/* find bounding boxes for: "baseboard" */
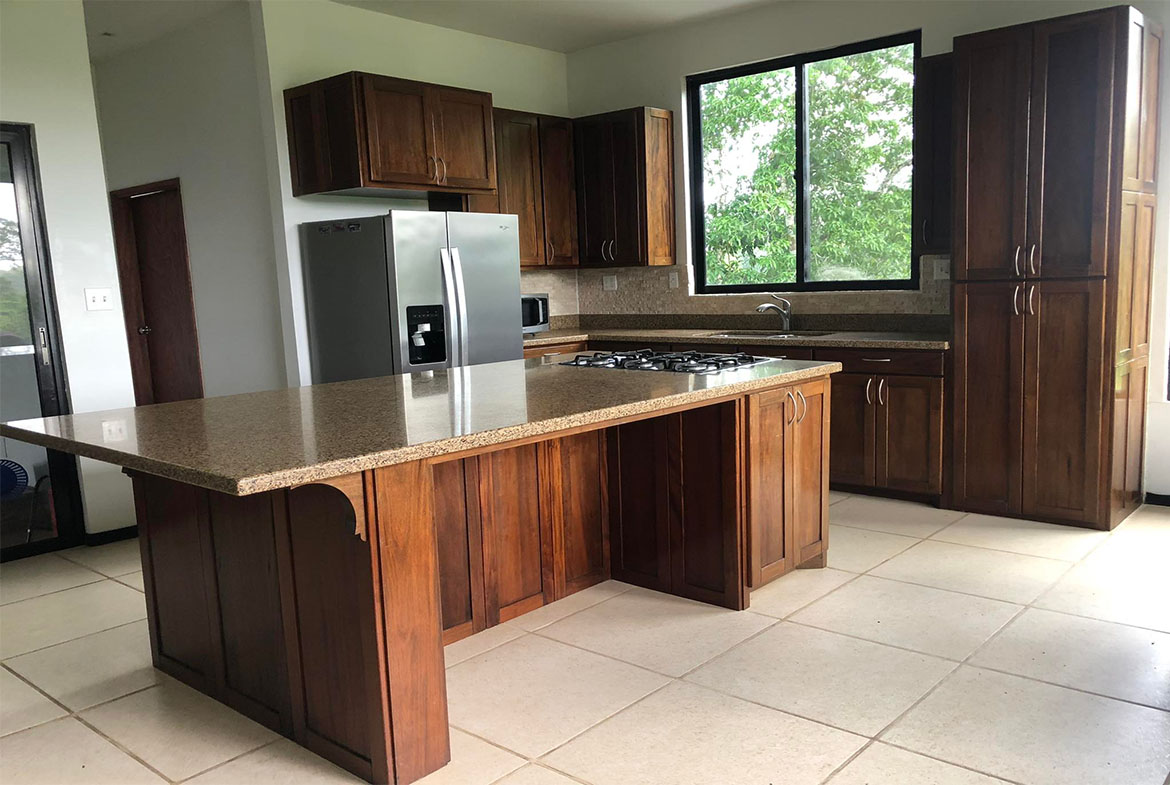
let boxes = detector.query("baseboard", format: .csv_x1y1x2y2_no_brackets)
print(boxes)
1145,492,1170,507
84,525,138,546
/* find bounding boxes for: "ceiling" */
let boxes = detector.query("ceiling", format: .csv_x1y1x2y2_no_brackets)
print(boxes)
333,0,782,53
83,0,237,61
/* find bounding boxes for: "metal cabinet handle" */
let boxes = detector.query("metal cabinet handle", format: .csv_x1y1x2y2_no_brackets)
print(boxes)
877,378,887,406
865,377,873,405
796,390,808,423
450,247,471,363
1013,245,1022,277
427,155,437,182
1027,284,1036,316
438,157,448,184
137,325,152,336
546,239,555,262
861,357,892,363
38,327,50,366
606,239,615,262
921,218,929,247
785,390,797,424
602,240,610,262
1013,284,1021,316
1028,244,1037,276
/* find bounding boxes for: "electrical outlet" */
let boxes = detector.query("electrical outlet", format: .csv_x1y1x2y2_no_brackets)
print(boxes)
85,288,114,311
934,257,950,281
668,271,679,289
101,419,127,442
602,275,618,292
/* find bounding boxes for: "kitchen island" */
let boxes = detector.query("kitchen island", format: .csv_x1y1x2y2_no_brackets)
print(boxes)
1,354,839,784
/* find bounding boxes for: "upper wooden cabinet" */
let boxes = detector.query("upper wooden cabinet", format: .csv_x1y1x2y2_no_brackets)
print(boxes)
469,110,579,268
575,107,675,267
912,53,954,257
284,72,496,196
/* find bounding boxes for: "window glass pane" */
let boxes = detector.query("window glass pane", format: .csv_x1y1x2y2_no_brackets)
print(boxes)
806,43,914,282
0,142,33,346
699,67,797,286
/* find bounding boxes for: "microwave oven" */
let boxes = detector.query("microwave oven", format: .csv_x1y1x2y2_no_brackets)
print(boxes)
521,293,550,334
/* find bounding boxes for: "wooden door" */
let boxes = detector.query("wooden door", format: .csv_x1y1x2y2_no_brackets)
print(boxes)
747,388,794,587
430,86,496,190
876,375,944,495
953,27,1031,280
539,116,580,266
1022,279,1106,524
828,373,875,487
111,179,203,405
432,459,486,643
1126,358,1148,509
791,380,829,568
912,53,954,256
953,282,1025,515
609,110,645,265
1109,362,1132,522
361,75,436,187
1131,193,1157,358
607,418,671,591
575,117,616,266
477,445,547,623
547,432,608,595
1122,10,1162,192
491,110,544,266
1027,12,1115,279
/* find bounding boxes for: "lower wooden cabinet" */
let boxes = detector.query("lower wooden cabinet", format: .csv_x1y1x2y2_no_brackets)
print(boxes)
522,340,588,359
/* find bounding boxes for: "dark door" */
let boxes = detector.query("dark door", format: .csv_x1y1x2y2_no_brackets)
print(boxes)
0,125,84,558
361,75,436,187
609,110,644,265
912,53,953,256
953,27,1031,280
1027,12,1115,279
828,373,876,487
430,86,496,191
110,180,203,405
492,110,544,266
953,282,1024,515
538,116,579,267
1022,279,1105,524
877,375,944,495
575,117,615,266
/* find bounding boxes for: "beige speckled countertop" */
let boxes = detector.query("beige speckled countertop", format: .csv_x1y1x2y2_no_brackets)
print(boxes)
1,356,840,496
523,328,950,351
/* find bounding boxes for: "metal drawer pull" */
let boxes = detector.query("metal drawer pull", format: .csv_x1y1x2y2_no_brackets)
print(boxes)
438,157,448,184
796,390,808,423
861,357,892,362
1013,284,1021,316
865,377,873,405
1028,244,1037,276
878,378,887,406
427,156,437,182
1013,245,1021,277
785,390,797,424
1027,285,1036,315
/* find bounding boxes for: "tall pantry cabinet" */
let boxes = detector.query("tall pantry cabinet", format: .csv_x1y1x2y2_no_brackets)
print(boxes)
952,6,1161,529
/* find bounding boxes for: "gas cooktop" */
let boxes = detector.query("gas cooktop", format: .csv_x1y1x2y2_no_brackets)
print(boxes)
561,349,775,375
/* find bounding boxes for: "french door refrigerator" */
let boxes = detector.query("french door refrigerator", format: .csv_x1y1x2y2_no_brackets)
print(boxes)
300,211,524,383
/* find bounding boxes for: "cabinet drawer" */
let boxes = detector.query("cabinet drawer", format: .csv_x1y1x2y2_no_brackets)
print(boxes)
740,346,815,361
814,348,944,376
523,341,587,359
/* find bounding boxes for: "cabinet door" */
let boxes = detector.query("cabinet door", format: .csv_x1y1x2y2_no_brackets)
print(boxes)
953,282,1025,515
477,445,547,623
575,117,616,266
828,373,876,487
492,111,544,266
791,380,829,568
1027,12,1115,279
1122,10,1162,192
609,110,645,265
539,116,580,266
549,432,608,595
432,459,485,643
430,86,496,191
913,53,954,256
953,27,1031,280
747,388,794,587
1022,279,1105,524
876,376,944,495
1126,358,1148,509
361,75,437,187
1131,193,1157,358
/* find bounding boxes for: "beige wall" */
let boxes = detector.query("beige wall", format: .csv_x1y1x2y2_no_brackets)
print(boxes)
93,1,287,398
0,0,137,531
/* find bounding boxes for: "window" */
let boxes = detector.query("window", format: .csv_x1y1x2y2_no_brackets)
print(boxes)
687,32,919,293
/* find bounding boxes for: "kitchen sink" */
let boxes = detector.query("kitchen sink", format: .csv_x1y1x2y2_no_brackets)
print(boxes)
701,330,832,339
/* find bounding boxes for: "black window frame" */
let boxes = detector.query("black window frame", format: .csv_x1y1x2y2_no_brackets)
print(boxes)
686,30,922,294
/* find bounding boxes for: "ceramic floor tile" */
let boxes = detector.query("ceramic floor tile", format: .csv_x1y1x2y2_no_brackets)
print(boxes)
543,681,865,785
1118,504,1170,534
969,608,1170,709
0,667,66,737
0,580,146,658
826,525,919,573
186,739,362,784
830,496,965,538
886,666,1170,785
117,571,145,592
4,620,159,710
0,717,165,784
791,575,1021,660
828,490,851,505
413,729,526,785
687,622,955,736
446,634,669,757
0,553,103,606
929,513,1107,561
826,743,1010,784
537,586,774,676
58,539,141,577
870,540,1069,603
505,580,632,631
445,624,526,668
495,763,581,785
748,567,856,619
80,679,278,781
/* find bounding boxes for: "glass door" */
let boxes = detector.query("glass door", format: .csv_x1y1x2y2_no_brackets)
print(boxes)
0,124,83,559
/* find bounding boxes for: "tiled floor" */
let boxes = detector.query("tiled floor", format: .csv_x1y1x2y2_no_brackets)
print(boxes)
2,500,1168,784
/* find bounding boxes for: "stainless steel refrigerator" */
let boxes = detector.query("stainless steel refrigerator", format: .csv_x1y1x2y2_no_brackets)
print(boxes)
300,211,524,383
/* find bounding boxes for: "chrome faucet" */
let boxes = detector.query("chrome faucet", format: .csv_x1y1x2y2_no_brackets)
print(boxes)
755,295,792,331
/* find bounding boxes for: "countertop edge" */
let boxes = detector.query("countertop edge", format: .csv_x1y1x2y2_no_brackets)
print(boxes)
523,329,950,351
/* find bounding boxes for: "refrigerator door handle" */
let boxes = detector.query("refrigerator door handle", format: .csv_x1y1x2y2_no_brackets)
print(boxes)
450,246,471,367
439,247,462,366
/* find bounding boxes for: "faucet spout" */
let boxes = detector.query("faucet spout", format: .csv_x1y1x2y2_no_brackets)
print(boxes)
754,296,793,331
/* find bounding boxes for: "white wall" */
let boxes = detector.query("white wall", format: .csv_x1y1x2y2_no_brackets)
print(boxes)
0,0,137,531
251,0,570,385
92,2,286,398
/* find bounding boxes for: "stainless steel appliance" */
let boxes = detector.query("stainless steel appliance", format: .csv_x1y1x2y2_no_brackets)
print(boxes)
561,349,775,375
521,293,550,334
300,211,523,382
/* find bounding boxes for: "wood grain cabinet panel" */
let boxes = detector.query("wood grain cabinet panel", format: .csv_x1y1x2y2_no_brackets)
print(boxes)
539,116,581,267
747,388,794,586
477,445,546,623
432,459,485,642
876,376,944,496
430,86,496,190
913,53,954,256
1123,9,1162,192
827,373,876,488
553,432,609,594
362,75,436,188
791,380,829,567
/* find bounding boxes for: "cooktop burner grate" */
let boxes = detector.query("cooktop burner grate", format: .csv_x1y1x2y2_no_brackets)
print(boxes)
561,349,775,375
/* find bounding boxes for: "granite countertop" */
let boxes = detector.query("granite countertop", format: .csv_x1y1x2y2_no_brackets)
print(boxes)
1,356,840,496
524,328,950,351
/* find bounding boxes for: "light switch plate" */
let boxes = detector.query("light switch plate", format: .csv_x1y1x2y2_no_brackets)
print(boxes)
85,287,114,311
101,419,127,442
668,271,679,289
931,257,950,281
602,275,618,291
